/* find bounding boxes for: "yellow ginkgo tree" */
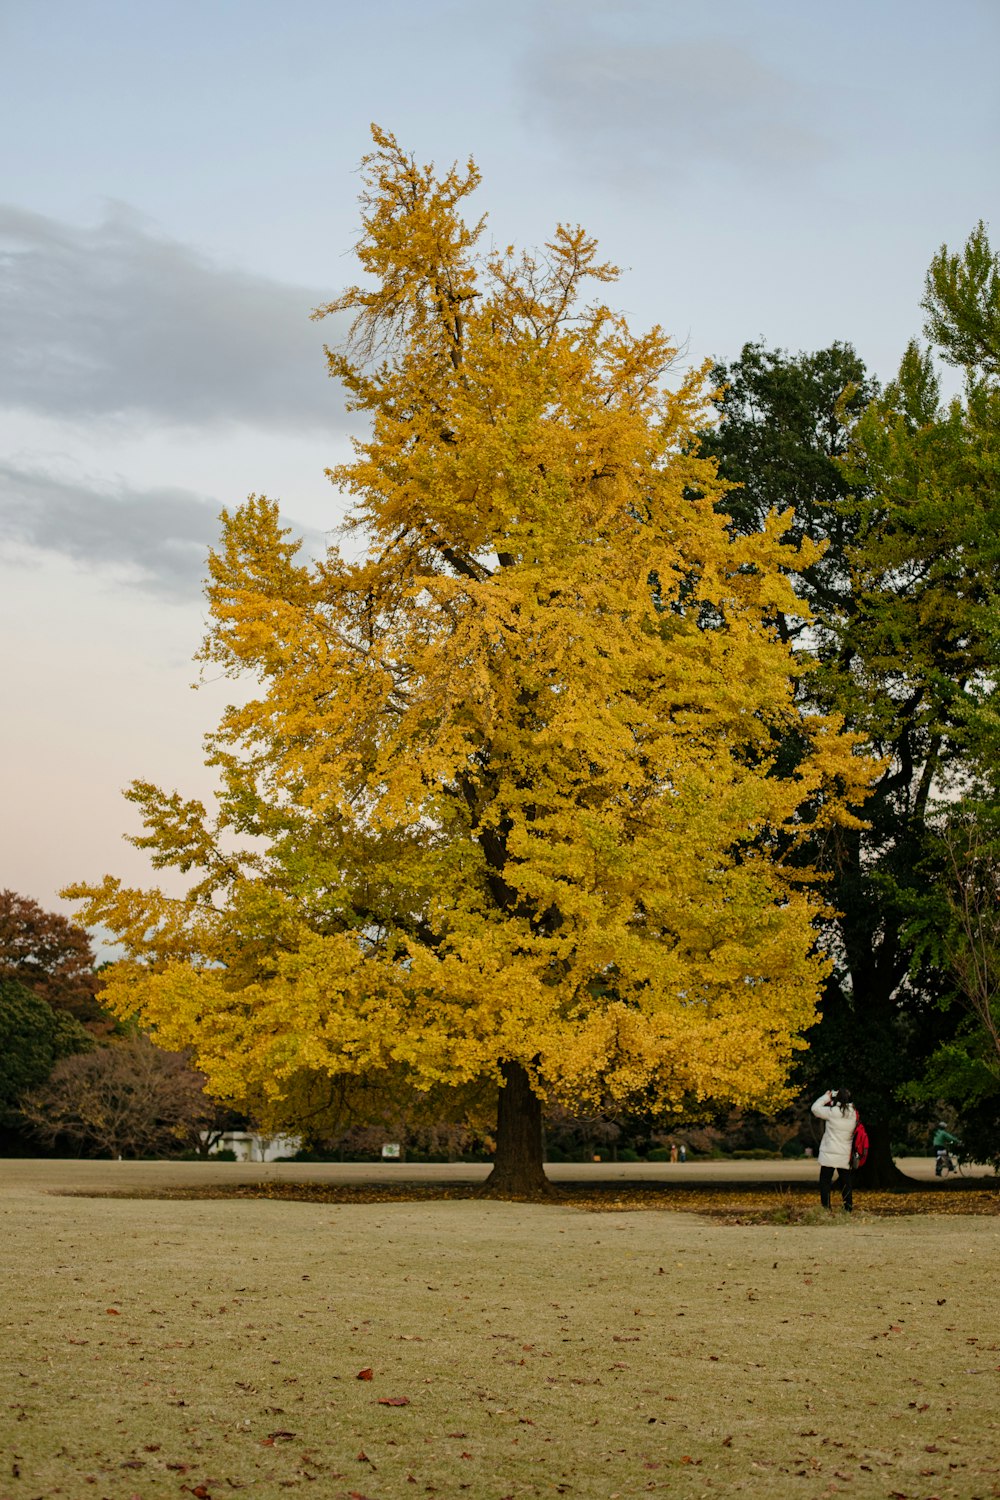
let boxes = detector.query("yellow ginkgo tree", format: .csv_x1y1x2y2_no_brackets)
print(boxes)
68,129,873,1194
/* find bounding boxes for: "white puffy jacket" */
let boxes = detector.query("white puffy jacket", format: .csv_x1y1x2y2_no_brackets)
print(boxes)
811,1094,858,1169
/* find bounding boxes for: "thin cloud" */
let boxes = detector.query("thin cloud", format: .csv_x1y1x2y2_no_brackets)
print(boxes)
0,204,348,429
0,461,321,601
524,34,831,184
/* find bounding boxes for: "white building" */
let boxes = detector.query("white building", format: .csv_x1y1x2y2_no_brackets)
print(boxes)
203,1130,302,1162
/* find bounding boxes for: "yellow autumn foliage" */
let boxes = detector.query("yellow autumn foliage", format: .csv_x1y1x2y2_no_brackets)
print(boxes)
67,128,874,1127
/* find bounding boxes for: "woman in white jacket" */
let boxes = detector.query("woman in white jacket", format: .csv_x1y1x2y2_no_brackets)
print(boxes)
810,1089,857,1212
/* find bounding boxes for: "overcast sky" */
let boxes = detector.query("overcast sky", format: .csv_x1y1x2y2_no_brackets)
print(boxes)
1,0,998,935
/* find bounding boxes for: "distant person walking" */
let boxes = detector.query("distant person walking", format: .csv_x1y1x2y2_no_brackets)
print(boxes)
810,1089,858,1212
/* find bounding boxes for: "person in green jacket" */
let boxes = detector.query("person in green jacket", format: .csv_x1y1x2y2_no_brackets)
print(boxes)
932,1122,961,1176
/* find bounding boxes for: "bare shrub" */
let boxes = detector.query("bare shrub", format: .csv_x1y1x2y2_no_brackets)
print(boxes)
21,1036,217,1158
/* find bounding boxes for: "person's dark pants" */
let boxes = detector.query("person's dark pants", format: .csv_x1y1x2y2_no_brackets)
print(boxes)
819,1164,853,1211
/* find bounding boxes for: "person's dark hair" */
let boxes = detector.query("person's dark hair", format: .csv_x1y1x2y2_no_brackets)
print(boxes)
831,1087,852,1112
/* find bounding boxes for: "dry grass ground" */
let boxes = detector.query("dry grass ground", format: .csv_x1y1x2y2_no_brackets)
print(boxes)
1,1163,998,1500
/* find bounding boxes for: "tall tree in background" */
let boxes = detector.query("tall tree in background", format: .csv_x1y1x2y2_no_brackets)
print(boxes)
700,344,922,1184
698,341,876,646
1,893,100,1149
921,219,1000,382
0,978,93,1137
68,130,871,1195
907,812,1000,1167
0,890,102,1025
704,224,1000,1183
899,222,1000,1162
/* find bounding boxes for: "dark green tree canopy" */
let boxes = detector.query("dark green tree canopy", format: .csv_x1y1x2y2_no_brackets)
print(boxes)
700,314,1000,1181
0,978,93,1121
922,219,1000,381
699,341,877,640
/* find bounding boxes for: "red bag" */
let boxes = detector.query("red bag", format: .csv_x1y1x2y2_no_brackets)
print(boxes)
851,1118,869,1170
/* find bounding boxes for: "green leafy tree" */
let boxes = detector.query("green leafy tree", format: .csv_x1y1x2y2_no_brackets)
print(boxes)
0,978,93,1133
913,811,1000,1078
896,223,1000,1159
922,219,1000,381
703,321,1000,1185
698,340,876,643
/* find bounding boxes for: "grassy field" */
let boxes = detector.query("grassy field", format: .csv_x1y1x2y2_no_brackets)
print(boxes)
1,1164,998,1500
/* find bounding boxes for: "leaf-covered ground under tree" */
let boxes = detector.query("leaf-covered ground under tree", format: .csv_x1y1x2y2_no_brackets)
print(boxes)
63,1174,1000,1224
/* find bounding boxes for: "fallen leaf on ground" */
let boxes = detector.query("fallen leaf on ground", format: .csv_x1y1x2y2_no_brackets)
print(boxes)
356,1367,374,1380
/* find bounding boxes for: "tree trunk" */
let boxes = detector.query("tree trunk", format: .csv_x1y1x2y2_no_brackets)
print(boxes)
480,1061,557,1198
854,1116,914,1191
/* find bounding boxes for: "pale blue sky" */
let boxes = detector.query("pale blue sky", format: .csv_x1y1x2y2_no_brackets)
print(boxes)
1,0,998,921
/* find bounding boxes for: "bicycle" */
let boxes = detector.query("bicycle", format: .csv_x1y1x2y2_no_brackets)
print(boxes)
935,1147,964,1177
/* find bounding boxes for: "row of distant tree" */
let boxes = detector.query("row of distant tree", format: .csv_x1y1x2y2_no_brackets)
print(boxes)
0,882,968,1165
0,890,237,1157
